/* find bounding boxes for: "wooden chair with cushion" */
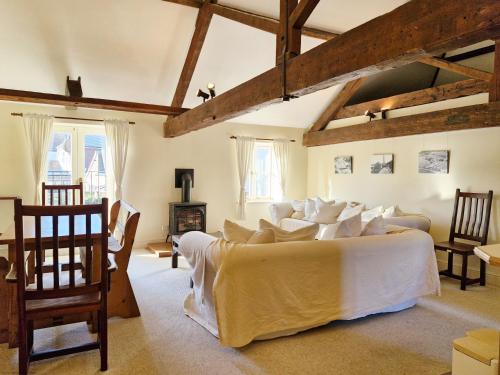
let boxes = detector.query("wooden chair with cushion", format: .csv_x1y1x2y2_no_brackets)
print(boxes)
42,180,84,206
7,198,112,375
435,189,493,290
82,200,141,319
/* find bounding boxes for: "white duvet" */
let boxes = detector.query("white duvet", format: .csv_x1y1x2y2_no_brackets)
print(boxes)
179,229,440,347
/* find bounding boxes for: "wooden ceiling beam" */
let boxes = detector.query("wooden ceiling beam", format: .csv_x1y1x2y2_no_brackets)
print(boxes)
290,0,321,29
336,79,490,119
309,78,366,132
165,1,338,40
164,0,500,138
170,2,213,108
303,102,500,147
277,0,299,63
490,40,500,102
162,0,203,8
0,88,188,116
419,56,493,81
208,3,278,34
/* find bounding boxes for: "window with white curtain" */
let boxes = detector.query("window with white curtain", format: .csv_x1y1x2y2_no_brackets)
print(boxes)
46,123,113,203
247,141,280,202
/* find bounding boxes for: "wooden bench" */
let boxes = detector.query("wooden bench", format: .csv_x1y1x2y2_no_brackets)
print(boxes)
82,200,141,319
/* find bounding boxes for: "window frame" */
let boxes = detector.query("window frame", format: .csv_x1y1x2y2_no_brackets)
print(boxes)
46,123,114,203
247,141,278,203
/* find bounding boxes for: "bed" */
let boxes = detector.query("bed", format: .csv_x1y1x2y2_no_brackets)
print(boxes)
178,228,441,347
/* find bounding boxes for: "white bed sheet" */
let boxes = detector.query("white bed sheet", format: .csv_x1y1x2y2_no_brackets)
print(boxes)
179,229,440,347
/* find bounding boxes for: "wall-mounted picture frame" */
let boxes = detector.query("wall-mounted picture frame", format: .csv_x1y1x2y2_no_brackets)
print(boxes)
371,154,394,174
418,150,449,174
334,156,353,174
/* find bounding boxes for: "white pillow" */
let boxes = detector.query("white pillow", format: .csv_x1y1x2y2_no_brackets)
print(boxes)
383,205,404,218
309,198,347,224
338,204,365,221
361,216,387,236
320,213,362,239
304,198,316,221
259,219,319,242
268,202,293,224
361,206,384,222
223,220,276,244
291,200,305,212
291,211,306,220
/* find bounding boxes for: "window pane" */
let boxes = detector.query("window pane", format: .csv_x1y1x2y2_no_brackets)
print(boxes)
254,146,271,199
47,132,72,185
84,134,107,204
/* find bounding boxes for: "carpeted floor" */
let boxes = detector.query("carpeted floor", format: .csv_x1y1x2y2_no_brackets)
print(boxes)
1,249,499,375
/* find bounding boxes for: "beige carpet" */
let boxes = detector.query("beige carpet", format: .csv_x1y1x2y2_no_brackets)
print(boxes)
1,249,499,375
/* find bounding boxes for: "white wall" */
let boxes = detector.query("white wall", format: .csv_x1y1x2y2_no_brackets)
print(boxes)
307,93,500,285
0,101,307,247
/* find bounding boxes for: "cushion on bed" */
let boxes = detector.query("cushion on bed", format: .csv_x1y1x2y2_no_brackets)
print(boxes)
361,206,384,221
291,200,305,212
320,213,362,240
308,198,347,224
223,220,275,244
291,211,306,220
338,204,365,221
361,216,387,236
259,219,319,242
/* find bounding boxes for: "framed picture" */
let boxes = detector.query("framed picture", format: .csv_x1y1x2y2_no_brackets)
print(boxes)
371,154,394,174
419,150,449,174
334,156,353,174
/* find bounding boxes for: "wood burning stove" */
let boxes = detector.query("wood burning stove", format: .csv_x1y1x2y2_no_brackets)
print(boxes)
168,169,207,237
169,202,206,235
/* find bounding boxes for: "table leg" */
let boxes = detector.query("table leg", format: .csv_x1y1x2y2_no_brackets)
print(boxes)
8,243,18,348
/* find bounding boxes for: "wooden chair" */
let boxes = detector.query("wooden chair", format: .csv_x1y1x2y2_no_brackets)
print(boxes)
82,200,141,319
7,198,111,375
42,180,83,206
40,181,83,272
435,189,493,290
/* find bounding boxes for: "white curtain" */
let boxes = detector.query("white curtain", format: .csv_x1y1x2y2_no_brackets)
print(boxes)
236,137,255,220
23,114,54,204
104,119,130,200
273,139,290,201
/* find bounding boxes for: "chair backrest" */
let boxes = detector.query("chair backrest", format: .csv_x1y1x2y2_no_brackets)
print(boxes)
14,198,108,304
42,181,84,206
449,189,493,245
109,200,140,251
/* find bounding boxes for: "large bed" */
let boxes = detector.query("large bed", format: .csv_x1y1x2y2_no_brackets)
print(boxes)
178,228,441,347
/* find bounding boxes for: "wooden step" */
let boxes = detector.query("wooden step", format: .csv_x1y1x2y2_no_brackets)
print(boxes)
146,242,172,258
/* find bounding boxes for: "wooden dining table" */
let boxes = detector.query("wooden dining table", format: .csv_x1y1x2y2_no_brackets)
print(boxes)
0,214,104,348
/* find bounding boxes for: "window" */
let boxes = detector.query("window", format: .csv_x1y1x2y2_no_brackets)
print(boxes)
247,142,281,202
46,124,112,204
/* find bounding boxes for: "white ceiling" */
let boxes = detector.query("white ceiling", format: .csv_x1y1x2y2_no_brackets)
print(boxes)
0,0,419,128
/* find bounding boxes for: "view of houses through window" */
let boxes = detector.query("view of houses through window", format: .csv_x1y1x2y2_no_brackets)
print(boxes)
47,125,110,204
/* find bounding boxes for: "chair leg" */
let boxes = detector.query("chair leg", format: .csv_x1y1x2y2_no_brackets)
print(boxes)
480,259,486,286
447,251,453,275
18,323,29,375
99,310,108,371
27,320,34,354
461,254,468,291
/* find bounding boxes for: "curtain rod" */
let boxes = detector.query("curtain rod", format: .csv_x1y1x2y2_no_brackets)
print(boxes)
229,136,295,142
11,112,135,125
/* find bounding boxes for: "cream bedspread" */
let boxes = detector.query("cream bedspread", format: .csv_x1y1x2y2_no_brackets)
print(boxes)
179,229,440,347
